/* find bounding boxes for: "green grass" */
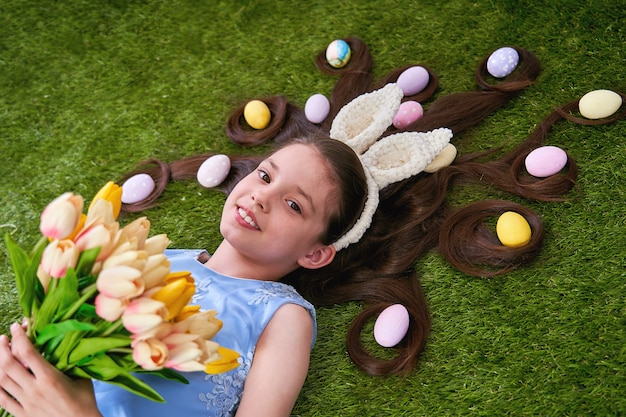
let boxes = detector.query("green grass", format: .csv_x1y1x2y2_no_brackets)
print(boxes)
1,0,625,415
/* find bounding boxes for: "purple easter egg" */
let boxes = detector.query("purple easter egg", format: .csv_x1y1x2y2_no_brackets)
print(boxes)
392,100,423,129
374,304,410,348
397,66,430,96
525,146,568,177
121,173,156,204
197,154,231,188
487,47,520,78
305,94,330,124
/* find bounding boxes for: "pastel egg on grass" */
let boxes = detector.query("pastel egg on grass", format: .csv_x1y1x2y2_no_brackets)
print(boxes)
578,89,623,120
121,173,156,205
326,39,351,68
487,46,520,78
304,94,330,124
373,304,410,348
197,154,231,188
396,66,430,96
243,100,271,130
392,100,423,129
496,211,532,248
525,146,568,178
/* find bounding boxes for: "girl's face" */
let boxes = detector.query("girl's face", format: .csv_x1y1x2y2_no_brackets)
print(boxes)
220,144,337,272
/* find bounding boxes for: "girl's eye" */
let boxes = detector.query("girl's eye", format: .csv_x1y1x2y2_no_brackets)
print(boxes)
287,200,302,214
258,170,270,183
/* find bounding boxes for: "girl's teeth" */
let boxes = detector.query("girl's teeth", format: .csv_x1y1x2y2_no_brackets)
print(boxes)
238,208,258,228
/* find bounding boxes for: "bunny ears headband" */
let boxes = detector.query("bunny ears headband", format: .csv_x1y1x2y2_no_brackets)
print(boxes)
329,83,453,251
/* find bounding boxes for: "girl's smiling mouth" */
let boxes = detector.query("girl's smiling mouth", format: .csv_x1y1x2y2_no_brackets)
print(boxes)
236,206,260,230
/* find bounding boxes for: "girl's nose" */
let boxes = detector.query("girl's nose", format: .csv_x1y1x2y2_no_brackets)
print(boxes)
251,191,266,211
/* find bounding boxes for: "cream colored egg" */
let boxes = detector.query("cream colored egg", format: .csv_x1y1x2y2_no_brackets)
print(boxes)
424,144,457,173
496,211,532,248
579,89,622,119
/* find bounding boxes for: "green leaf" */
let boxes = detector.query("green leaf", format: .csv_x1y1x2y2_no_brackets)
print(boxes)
48,330,84,369
75,246,101,277
139,367,189,385
68,335,131,364
34,269,80,333
4,233,46,317
36,319,98,345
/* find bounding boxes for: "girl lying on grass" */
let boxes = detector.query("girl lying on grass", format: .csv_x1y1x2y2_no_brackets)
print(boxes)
1,37,622,416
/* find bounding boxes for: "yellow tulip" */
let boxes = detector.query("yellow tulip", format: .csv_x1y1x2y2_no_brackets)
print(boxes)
151,272,196,320
204,346,240,374
89,181,122,220
174,305,201,322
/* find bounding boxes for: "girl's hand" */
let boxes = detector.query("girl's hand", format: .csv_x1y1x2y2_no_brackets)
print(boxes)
0,323,102,417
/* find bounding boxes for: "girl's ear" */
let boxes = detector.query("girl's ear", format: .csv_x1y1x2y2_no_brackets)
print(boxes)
297,244,336,270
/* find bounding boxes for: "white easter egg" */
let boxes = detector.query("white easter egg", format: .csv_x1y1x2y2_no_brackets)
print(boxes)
396,66,430,96
578,89,622,119
374,304,410,348
197,154,231,188
487,47,520,78
121,173,156,204
304,94,330,124
424,144,457,173
525,146,568,177
392,100,423,129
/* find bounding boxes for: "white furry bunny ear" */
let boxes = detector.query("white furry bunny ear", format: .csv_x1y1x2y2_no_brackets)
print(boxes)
362,128,453,189
329,83,453,251
330,83,403,154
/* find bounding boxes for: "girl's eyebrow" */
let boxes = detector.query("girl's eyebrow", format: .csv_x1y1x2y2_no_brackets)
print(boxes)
267,158,316,213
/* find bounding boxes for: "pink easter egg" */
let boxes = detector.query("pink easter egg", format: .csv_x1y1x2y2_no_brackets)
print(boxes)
374,304,410,348
392,100,423,129
396,66,430,96
121,173,155,204
305,94,330,124
524,146,568,177
197,154,231,188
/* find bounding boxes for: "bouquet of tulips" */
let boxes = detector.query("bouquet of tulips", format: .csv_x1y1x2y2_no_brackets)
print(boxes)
2,182,239,411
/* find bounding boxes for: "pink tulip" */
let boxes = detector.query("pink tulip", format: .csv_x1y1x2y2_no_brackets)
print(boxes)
120,217,150,250
122,298,168,334
96,265,145,299
36,240,80,290
132,338,168,370
75,222,119,262
163,333,220,372
39,192,84,240
94,293,130,321
173,310,223,340
130,322,173,343
141,254,171,290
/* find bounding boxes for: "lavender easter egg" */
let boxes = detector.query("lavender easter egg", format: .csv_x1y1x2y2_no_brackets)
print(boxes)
392,100,423,129
374,304,410,348
305,94,330,124
525,146,568,177
496,211,531,248
396,66,430,96
197,154,231,188
487,47,519,78
121,173,155,204
578,89,622,119
326,39,351,68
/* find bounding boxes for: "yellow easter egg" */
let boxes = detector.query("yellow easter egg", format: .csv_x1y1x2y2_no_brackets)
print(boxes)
496,211,531,248
243,100,271,129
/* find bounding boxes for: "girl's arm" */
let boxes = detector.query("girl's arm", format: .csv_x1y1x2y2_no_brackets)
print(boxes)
0,323,102,417
235,303,314,417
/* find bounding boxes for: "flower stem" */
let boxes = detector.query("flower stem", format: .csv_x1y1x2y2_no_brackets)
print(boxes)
59,283,98,322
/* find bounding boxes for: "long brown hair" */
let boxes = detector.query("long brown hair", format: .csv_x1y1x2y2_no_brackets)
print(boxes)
119,38,625,376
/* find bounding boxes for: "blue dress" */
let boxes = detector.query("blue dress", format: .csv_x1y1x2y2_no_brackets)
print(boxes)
94,249,317,417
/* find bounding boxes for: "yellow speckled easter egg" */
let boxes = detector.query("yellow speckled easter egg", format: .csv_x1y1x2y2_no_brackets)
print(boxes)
496,211,531,248
243,100,271,129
